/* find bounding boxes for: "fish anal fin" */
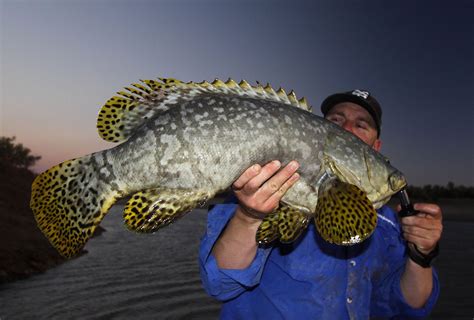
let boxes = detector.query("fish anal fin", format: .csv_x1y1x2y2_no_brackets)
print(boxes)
123,188,211,233
315,180,377,245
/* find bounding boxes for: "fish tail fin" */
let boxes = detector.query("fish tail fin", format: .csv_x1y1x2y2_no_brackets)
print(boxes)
30,154,122,258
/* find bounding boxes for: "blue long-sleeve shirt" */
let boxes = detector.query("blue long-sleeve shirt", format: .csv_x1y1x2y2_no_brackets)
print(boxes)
199,203,439,319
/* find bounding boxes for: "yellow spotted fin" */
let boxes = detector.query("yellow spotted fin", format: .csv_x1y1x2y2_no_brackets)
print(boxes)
123,188,212,232
315,180,377,245
256,205,310,245
97,77,312,143
30,154,122,258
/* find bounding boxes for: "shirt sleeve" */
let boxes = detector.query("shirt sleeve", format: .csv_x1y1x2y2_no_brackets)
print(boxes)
371,206,440,318
199,203,273,301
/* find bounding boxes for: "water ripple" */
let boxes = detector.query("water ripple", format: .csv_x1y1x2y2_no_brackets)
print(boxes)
0,206,221,319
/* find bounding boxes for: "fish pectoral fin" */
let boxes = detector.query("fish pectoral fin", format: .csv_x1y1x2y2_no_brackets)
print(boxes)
123,188,211,233
315,180,377,245
256,205,310,245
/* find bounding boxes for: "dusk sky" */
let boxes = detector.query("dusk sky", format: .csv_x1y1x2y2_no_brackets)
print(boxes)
1,0,473,186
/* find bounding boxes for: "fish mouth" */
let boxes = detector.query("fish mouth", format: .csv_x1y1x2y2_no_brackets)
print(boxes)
389,171,407,192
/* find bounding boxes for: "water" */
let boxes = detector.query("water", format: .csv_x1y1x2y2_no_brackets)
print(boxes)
0,205,221,320
1,205,472,319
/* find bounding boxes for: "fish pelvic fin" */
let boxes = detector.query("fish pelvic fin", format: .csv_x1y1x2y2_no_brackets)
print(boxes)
97,77,312,142
256,204,310,245
30,155,122,258
123,188,212,233
315,179,377,245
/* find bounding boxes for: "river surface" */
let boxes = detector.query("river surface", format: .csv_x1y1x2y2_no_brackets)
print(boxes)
0,205,221,320
1,205,472,319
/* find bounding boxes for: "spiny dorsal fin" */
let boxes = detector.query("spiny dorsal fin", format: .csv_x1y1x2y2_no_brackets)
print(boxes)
97,77,312,143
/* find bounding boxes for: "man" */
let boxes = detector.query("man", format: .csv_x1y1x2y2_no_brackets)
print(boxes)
199,90,442,319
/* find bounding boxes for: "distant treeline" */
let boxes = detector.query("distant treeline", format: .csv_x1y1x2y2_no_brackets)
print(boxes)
406,183,474,200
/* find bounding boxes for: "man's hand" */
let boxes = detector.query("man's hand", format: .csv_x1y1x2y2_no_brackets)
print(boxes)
398,203,443,254
212,160,300,269
232,160,300,217
399,203,442,308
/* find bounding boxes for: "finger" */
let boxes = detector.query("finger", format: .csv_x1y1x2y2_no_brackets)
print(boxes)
401,215,443,231
263,172,300,211
402,225,437,239
402,225,442,248
413,203,442,220
233,164,262,190
241,160,282,195
259,161,299,199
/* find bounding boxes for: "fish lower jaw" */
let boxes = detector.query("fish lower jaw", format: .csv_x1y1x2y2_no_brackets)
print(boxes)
371,195,392,209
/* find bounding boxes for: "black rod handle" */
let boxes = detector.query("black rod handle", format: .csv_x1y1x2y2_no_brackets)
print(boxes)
398,189,419,217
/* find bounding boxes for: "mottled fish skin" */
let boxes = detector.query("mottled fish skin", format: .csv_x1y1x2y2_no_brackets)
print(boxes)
106,93,399,214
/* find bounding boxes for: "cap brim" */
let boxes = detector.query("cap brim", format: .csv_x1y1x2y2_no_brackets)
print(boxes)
320,93,381,135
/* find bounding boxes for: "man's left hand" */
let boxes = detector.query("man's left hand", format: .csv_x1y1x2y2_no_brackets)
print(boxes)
398,203,443,255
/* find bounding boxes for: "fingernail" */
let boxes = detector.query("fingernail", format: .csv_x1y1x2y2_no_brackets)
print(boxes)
291,173,300,180
253,164,261,172
289,161,299,170
272,160,281,168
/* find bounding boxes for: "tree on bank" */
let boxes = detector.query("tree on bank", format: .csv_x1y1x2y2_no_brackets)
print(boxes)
0,136,41,170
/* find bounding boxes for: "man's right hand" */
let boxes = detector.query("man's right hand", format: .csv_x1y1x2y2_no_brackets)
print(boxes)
212,160,300,269
232,160,300,219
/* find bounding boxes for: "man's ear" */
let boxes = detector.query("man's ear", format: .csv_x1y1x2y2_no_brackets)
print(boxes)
373,139,382,152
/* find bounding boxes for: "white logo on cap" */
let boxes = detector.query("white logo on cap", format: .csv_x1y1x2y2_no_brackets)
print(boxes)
352,90,369,99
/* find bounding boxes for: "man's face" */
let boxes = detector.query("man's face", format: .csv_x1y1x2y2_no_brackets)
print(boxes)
325,102,381,151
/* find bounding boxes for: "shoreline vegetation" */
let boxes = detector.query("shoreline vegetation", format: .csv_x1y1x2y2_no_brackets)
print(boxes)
1,136,473,283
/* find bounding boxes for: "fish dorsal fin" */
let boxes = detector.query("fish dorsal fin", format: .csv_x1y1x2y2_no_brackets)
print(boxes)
97,77,312,142
315,179,377,245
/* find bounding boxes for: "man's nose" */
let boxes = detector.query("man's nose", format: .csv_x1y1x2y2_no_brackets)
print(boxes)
342,122,355,134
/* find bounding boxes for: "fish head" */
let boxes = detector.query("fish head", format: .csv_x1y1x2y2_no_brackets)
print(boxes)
323,130,407,209
362,150,407,208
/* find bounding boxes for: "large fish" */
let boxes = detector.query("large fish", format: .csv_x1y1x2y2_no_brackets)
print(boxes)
30,78,406,258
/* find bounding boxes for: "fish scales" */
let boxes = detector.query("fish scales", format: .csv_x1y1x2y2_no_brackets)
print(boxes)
108,95,325,205
30,77,407,258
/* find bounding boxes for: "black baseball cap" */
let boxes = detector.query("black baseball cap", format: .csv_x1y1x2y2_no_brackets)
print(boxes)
320,89,382,137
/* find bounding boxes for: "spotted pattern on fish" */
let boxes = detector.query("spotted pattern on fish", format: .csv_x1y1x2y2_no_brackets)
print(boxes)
256,205,310,245
123,188,211,232
315,180,377,245
30,155,122,258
